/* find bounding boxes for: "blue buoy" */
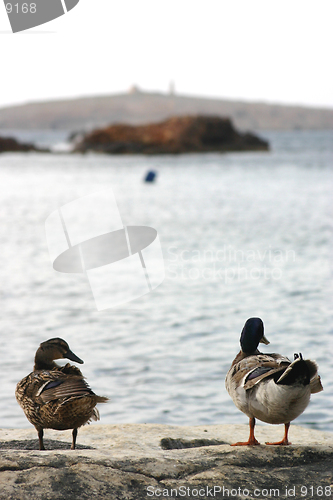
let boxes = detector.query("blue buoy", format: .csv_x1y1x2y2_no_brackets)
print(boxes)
144,170,157,183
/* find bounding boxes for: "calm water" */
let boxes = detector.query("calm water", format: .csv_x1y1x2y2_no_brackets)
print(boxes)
0,130,332,432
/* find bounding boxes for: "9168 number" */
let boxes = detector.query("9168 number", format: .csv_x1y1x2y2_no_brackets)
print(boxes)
5,3,36,13
301,486,332,496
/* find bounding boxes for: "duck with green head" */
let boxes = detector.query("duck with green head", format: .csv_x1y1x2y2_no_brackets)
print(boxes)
16,338,108,450
225,318,323,445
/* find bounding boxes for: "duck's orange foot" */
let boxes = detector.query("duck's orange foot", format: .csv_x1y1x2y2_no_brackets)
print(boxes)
231,417,261,446
266,423,291,445
231,438,260,446
265,439,291,446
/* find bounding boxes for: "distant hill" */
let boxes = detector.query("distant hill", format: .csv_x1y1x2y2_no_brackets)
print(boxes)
0,90,332,132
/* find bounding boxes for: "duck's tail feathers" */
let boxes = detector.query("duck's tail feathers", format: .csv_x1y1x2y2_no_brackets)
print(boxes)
95,396,109,404
87,396,108,423
310,375,323,394
276,356,319,387
90,408,100,422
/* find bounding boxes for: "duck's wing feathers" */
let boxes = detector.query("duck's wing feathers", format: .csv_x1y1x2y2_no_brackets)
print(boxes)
57,363,84,376
265,353,291,363
240,354,323,393
36,376,94,403
234,354,291,391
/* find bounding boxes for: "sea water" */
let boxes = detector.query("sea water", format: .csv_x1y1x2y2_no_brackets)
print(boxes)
0,130,332,431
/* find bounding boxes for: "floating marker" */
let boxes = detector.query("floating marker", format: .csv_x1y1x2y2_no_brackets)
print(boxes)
144,170,157,183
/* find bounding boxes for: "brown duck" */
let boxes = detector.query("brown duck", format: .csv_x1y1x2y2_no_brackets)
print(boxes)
15,338,108,450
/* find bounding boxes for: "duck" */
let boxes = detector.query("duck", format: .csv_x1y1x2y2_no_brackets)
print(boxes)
225,318,323,446
16,338,108,450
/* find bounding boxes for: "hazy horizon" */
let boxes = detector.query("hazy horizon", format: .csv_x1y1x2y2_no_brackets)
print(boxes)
1,1,332,110
1,87,333,112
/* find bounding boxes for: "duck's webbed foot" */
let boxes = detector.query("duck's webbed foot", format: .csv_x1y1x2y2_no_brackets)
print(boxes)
266,423,291,446
266,438,290,445
38,428,45,451
231,437,260,446
231,417,261,446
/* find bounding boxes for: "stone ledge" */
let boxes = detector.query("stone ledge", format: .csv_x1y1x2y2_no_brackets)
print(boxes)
0,424,332,500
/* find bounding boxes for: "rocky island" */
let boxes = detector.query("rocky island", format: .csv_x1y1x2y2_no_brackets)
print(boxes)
0,424,332,499
74,115,269,155
0,136,49,154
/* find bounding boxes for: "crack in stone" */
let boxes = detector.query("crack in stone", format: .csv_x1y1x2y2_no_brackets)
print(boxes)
160,437,227,449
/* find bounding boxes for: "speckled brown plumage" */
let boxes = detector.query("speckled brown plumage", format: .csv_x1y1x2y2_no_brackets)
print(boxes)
15,338,108,450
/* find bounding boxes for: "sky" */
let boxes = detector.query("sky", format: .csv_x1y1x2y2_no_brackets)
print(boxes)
1,0,332,109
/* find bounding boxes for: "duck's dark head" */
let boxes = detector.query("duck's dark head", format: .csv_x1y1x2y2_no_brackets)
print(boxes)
240,318,270,354
34,338,84,370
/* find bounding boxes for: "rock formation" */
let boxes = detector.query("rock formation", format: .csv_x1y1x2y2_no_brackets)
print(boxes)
0,136,49,153
0,424,332,499
74,115,269,155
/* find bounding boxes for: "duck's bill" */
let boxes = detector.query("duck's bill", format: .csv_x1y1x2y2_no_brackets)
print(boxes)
65,349,84,364
260,335,270,345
